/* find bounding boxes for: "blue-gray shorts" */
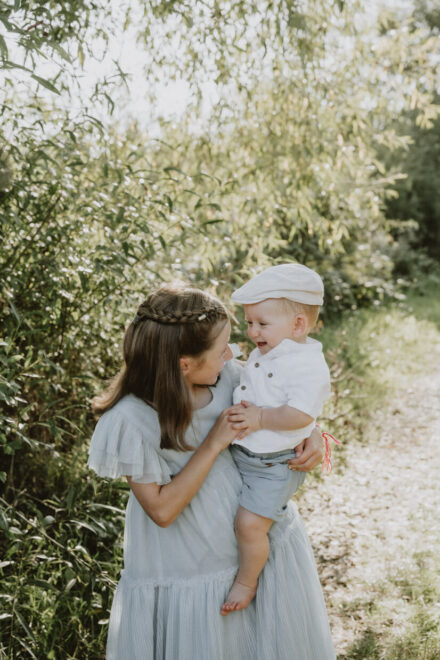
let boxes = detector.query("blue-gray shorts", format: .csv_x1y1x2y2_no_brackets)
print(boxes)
230,445,306,522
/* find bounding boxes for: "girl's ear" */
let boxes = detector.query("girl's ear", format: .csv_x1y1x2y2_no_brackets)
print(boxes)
179,356,191,374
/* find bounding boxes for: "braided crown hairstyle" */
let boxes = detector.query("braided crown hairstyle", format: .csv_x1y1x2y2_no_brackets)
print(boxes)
92,283,229,451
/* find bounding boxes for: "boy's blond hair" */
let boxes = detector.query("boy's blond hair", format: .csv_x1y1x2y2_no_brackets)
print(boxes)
278,298,320,329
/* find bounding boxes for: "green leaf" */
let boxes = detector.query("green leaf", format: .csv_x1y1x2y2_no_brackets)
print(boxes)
2,59,32,72
70,520,99,534
15,611,36,643
104,92,115,114
30,578,58,591
49,42,72,63
78,43,85,67
78,271,88,291
65,578,76,592
0,510,9,531
0,35,8,60
85,114,104,133
8,300,20,323
164,166,185,176
30,74,60,95
0,18,14,32
165,195,173,212
41,515,55,528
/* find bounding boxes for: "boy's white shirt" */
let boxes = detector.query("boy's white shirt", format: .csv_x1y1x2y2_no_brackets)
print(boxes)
232,338,330,454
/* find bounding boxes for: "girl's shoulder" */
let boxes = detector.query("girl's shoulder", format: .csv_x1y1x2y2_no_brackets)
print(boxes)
87,395,169,483
93,394,161,448
105,394,159,432
221,358,244,389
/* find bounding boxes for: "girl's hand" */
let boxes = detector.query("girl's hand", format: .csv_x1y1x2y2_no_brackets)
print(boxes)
287,428,323,472
226,400,262,439
205,409,239,453
129,411,239,528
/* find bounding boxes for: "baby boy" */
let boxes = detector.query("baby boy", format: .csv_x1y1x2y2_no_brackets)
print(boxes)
221,263,330,615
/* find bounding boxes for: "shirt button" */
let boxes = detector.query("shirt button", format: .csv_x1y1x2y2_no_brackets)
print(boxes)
241,385,246,390
254,362,260,368
267,372,273,378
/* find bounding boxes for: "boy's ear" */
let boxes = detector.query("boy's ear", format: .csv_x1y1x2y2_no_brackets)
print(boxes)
292,313,308,338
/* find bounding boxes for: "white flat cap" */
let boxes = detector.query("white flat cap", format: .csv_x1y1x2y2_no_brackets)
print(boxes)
231,264,324,306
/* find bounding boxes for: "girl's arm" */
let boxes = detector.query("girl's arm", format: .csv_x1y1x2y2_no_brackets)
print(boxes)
127,410,237,528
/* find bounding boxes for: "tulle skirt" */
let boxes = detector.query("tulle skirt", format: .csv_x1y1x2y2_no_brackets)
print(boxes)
106,506,335,660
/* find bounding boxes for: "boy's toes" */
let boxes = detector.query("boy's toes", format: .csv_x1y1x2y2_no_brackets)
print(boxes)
220,601,234,616
220,581,256,615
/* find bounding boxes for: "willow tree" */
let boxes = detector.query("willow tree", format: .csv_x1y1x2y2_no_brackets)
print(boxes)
1,1,440,656
131,0,440,308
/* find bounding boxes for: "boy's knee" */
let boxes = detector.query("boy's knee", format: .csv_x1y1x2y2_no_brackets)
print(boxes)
235,509,271,540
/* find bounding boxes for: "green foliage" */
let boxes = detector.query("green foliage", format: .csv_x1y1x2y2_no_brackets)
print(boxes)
0,0,113,68
0,0,125,98
381,3,440,261
1,0,440,655
0,476,127,657
135,0,440,313
386,113,440,259
141,0,341,93
0,102,230,491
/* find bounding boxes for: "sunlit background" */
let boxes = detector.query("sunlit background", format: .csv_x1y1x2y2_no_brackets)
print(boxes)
1,1,440,657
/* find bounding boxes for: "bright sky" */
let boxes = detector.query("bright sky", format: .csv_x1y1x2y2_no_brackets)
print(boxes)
1,0,416,133
2,2,196,133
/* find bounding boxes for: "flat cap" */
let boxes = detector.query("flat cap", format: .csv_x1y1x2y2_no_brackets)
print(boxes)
231,263,324,306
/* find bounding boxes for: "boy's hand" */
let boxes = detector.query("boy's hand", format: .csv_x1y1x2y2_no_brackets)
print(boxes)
226,400,262,439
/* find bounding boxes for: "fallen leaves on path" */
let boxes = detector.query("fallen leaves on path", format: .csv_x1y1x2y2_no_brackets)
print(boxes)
300,343,440,657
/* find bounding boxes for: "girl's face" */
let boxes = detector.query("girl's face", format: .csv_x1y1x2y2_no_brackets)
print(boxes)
181,321,233,389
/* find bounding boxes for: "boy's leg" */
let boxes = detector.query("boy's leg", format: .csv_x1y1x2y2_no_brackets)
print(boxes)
220,506,273,616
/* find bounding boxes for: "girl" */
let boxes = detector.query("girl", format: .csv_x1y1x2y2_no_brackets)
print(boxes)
88,282,335,659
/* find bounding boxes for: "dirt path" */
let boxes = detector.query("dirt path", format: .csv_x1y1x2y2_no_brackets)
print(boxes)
299,341,440,657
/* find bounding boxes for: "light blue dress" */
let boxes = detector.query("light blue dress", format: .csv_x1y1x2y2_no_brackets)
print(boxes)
88,360,335,660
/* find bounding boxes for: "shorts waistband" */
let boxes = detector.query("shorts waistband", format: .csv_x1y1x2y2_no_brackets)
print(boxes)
232,445,297,460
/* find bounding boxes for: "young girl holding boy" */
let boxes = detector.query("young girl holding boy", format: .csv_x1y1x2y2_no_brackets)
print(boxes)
221,263,331,615
88,280,335,659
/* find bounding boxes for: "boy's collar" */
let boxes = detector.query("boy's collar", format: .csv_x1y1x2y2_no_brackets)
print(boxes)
248,337,320,362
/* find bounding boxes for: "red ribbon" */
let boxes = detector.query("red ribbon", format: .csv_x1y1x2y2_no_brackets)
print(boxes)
321,431,341,473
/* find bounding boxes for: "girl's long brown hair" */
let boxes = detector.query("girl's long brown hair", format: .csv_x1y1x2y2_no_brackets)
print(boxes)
92,283,229,451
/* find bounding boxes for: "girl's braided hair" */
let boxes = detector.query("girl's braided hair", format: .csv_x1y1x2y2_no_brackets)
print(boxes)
92,283,229,451
132,304,222,326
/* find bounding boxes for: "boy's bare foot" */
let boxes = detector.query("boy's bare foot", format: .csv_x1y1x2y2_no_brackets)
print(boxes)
220,580,257,616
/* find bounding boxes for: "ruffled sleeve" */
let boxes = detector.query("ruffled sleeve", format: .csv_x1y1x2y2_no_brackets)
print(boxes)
87,401,172,485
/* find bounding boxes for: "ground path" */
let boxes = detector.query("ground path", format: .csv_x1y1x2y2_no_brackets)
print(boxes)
299,341,440,658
